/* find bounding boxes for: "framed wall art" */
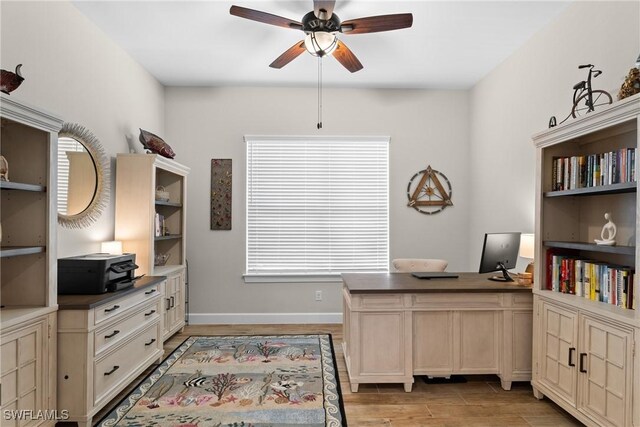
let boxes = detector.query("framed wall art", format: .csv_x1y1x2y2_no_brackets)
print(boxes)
211,159,232,230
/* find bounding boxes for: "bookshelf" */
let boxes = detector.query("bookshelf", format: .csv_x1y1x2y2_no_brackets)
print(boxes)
531,93,639,427
115,154,190,340
0,96,63,426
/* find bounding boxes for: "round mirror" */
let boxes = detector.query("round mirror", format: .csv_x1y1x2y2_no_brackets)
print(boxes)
57,123,109,228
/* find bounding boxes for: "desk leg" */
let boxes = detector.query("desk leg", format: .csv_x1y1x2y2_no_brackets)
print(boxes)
500,379,512,391
350,382,359,393
403,382,412,392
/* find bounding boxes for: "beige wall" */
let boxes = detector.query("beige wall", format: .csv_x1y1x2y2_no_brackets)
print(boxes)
165,87,470,320
468,1,640,270
0,1,165,257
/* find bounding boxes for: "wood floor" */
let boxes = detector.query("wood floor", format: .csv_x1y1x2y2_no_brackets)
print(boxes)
87,324,584,427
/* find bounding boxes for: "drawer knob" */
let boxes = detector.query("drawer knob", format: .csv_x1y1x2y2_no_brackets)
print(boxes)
104,305,120,313
104,330,120,339
144,310,156,317
104,365,120,376
145,338,157,346
145,288,157,295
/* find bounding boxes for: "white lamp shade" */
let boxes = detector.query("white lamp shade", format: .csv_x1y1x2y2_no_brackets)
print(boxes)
304,32,337,57
519,234,535,259
101,240,123,255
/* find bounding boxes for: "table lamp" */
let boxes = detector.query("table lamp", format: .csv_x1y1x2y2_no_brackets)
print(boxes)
519,234,535,276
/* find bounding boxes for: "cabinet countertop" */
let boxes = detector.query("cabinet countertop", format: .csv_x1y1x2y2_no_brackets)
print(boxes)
342,272,533,294
58,276,166,309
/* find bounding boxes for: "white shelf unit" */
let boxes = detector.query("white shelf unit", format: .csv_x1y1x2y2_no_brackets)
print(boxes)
531,94,640,427
0,96,63,427
115,154,190,340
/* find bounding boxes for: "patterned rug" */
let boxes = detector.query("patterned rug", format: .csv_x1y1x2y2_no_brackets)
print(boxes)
96,335,346,427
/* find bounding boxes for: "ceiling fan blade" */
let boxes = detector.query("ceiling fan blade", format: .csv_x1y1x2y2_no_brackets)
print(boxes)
269,41,306,69
314,0,336,19
341,13,413,34
332,40,363,73
230,5,302,30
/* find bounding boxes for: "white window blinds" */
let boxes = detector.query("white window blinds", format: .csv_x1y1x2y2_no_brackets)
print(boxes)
246,136,389,277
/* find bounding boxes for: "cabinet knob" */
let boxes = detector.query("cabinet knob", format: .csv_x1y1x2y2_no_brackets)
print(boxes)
568,347,576,367
144,310,156,317
145,338,157,346
579,353,588,373
145,288,157,295
104,365,120,376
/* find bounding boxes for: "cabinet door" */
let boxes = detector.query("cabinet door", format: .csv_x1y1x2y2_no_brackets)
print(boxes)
0,318,47,427
173,271,185,327
539,301,578,407
579,315,633,427
413,311,453,374
457,311,499,372
357,311,407,375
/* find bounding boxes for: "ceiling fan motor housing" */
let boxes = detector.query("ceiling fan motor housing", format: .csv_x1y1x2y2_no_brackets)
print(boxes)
302,11,341,33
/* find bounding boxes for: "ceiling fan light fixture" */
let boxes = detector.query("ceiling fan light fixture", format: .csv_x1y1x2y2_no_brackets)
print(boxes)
304,31,337,57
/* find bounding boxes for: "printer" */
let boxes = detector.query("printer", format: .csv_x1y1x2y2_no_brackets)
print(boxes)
58,253,140,294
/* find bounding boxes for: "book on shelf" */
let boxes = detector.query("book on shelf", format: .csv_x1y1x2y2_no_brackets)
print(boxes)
550,147,636,192
545,249,635,310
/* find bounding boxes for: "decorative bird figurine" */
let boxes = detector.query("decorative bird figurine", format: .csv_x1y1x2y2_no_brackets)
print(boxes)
139,128,176,159
0,64,24,95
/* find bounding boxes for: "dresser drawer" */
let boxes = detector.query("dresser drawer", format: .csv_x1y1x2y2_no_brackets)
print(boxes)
94,284,162,325
94,299,161,357
93,322,161,406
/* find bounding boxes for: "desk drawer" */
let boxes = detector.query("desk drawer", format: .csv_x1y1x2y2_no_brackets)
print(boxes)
94,299,161,357
94,322,161,406
94,284,162,325
410,293,501,309
353,294,404,310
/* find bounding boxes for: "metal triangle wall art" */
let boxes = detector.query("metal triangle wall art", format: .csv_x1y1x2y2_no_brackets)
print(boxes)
406,165,453,215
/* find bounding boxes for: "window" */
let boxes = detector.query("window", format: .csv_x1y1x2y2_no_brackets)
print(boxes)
246,136,389,280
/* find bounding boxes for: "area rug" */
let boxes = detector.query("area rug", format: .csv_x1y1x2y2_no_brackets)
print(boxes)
96,335,346,427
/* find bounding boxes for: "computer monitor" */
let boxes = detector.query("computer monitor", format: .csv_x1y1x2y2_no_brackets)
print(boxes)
479,232,521,282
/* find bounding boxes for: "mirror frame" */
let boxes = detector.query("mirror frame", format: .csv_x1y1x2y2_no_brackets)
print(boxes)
57,123,110,228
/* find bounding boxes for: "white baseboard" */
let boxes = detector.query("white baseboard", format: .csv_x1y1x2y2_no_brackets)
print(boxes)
188,312,343,325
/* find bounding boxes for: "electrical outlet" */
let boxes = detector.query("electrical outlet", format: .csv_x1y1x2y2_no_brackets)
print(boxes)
315,290,322,301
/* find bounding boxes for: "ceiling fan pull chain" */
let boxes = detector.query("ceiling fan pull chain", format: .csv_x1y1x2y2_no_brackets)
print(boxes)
317,56,323,129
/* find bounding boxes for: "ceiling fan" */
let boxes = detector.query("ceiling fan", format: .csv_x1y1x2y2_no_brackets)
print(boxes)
229,1,414,73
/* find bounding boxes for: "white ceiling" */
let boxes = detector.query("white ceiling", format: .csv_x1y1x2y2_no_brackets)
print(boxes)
72,0,570,89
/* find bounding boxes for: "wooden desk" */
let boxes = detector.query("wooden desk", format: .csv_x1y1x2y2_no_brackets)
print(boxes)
342,273,533,392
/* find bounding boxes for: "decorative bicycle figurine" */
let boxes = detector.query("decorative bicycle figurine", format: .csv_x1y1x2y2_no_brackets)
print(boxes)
549,64,613,127
571,64,612,117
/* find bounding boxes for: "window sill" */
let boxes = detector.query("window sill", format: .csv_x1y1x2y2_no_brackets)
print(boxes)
243,274,344,284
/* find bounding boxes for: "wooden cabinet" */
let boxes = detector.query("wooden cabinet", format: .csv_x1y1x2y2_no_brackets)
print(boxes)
580,314,633,426
531,94,640,426
162,269,185,340
537,300,579,407
341,273,533,393
57,278,164,427
0,312,56,427
0,97,62,426
535,298,634,426
115,154,190,341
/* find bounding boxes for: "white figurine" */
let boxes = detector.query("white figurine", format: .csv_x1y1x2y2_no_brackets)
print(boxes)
0,155,8,181
594,212,616,245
